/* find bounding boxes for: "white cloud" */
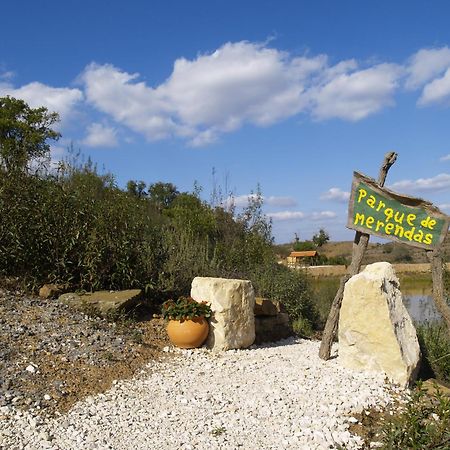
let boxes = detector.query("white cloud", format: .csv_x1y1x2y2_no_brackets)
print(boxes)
441,154,450,161
80,43,324,145
439,203,450,211
320,187,350,202
82,122,118,148
390,173,450,193
80,63,179,140
265,196,297,207
268,210,336,221
47,145,66,170
0,81,83,122
189,129,219,147
50,145,66,159
229,194,297,208
79,41,407,145
8,42,450,146
268,211,306,221
418,68,450,106
310,211,337,220
405,47,450,89
0,71,14,81
230,194,258,208
309,63,402,121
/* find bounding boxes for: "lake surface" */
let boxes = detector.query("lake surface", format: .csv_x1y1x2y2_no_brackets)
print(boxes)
310,273,443,324
401,276,441,323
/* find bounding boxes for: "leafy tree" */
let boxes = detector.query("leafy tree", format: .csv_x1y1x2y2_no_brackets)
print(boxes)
148,182,179,209
0,96,60,172
312,228,330,247
238,185,272,244
165,192,216,237
126,180,147,198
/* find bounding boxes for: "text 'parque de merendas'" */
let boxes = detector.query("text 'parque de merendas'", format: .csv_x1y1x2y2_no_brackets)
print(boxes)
347,172,449,250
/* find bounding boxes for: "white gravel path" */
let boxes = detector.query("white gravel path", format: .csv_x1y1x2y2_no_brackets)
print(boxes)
0,338,402,450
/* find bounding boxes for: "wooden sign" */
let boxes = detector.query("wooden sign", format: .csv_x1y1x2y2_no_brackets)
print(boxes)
347,171,449,250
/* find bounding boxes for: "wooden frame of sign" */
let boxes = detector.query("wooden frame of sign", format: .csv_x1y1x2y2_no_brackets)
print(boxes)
348,172,449,250
319,152,450,361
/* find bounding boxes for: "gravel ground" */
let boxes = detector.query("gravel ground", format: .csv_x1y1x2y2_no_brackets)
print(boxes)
0,338,405,450
0,287,169,416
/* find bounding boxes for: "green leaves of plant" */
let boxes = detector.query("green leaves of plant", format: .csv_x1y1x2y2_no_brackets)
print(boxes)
161,296,212,321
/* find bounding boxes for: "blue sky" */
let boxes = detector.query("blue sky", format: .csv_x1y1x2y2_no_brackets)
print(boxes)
1,1,450,243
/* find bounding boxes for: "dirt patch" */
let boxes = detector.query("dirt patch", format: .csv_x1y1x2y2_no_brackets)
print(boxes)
0,288,171,416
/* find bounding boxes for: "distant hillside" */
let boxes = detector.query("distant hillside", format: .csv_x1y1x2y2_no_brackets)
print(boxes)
275,235,449,265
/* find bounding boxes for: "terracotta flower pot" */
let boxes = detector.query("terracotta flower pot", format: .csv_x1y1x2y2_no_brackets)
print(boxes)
166,317,209,349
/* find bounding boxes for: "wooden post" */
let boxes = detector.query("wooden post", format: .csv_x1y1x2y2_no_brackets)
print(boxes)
319,152,398,360
427,248,450,334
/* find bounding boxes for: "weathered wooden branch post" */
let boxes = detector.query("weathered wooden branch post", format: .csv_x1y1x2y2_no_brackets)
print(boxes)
319,152,450,361
319,152,398,360
427,248,450,332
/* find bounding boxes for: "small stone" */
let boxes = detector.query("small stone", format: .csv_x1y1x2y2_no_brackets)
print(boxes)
25,364,37,373
39,284,62,299
38,431,50,441
44,394,51,401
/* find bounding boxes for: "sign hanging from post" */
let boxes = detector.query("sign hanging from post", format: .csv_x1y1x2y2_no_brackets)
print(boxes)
347,171,449,250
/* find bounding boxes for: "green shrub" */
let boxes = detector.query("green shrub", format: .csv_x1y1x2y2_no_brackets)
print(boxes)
380,383,450,449
0,155,314,328
326,255,349,266
0,97,315,327
309,277,338,328
293,240,315,251
0,167,165,291
292,317,314,337
250,264,317,325
417,323,450,385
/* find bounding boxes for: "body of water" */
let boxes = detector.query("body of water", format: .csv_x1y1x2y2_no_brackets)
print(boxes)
311,273,443,324
401,276,441,323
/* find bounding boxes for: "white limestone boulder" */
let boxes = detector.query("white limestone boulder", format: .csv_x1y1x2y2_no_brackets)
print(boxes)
191,277,255,351
338,262,421,387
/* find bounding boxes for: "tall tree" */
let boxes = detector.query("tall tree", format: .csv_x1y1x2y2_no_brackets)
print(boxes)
312,228,330,247
0,96,60,173
148,182,179,209
126,180,147,198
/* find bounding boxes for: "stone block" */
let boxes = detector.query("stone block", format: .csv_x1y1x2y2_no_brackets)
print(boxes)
338,262,421,387
254,313,293,344
59,289,142,317
39,284,62,299
191,277,255,351
254,297,279,316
